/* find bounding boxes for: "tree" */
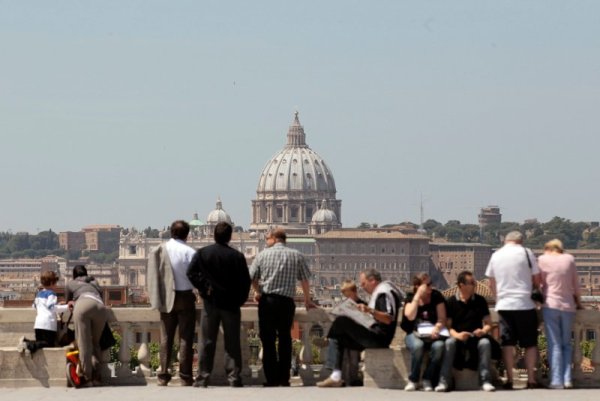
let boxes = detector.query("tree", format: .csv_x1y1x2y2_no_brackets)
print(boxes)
357,222,371,229
422,219,442,232
143,227,160,238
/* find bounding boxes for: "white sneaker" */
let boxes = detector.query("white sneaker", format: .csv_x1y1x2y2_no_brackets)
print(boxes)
435,382,448,392
482,382,495,392
404,381,417,391
564,382,573,389
422,380,433,391
16,336,27,354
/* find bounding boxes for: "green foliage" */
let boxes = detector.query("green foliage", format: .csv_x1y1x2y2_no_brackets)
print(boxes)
291,337,321,365
0,230,65,258
109,330,161,371
149,342,161,370
88,251,119,264
581,339,595,359
109,330,121,364
418,217,600,249
143,227,160,238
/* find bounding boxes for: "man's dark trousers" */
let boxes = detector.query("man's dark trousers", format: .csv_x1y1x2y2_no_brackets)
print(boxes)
327,316,389,370
258,293,295,386
197,302,243,386
158,290,196,384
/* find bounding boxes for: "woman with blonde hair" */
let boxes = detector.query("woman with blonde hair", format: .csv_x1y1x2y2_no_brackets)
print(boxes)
538,239,582,389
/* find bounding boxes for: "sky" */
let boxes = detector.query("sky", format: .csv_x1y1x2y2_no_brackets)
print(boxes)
1,1,599,233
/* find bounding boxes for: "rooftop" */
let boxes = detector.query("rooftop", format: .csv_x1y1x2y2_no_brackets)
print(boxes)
317,229,429,240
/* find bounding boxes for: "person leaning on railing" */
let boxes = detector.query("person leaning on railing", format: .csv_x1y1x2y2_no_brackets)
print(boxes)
538,239,582,390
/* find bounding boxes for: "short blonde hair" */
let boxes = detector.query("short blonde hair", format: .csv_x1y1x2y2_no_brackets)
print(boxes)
341,280,357,293
544,239,564,253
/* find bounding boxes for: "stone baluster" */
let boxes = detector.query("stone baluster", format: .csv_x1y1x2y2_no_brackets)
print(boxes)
591,325,600,382
115,323,134,380
572,320,583,383
137,323,152,377
240,321,254,385
298,321,315,385
317,321,332,380
98,323,113,385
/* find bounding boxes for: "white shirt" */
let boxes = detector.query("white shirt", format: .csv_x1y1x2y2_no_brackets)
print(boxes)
485,243,539,310
165,238,196,291
33,289,69,331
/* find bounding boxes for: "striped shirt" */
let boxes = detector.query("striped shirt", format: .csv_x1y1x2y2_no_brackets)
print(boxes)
249,243,311,299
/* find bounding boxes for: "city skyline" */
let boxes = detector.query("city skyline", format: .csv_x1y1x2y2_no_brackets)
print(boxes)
2,2,599,233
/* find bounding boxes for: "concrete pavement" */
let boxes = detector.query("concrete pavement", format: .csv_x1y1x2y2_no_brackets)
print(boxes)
2,385,600,401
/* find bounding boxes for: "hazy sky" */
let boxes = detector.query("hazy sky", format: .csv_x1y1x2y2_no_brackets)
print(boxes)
1,1,599,233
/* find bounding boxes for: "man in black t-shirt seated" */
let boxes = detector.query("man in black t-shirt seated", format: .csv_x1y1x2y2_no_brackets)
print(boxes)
436,271,497,392
317,268,404,387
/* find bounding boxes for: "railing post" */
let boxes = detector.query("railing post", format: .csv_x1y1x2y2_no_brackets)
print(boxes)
98,323,112,384
298,321,315,385
117,323,132,375
317,321,332,380
137,323,152,377
240,321,254,385
573,319,583,383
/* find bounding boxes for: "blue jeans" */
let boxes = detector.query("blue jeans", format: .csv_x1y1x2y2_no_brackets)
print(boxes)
543,307,575,386
405,332,444,385
440,337,492,386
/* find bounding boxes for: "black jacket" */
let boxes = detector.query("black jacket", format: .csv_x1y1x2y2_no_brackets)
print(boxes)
187,243,251,311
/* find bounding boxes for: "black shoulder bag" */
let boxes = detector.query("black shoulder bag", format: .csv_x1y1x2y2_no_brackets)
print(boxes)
525,248,544,304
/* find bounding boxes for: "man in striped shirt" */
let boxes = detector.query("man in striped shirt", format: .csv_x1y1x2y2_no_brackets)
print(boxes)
250,228,317,387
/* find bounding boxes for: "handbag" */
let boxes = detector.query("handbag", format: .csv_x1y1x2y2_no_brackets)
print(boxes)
57,312,75,346
525,248,545,303
99,322,116,350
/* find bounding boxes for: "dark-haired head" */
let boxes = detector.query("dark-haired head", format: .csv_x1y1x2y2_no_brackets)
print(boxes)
171,220,190,241
214,222,233,245
456,271,474,286
412,272,430,292
72,265,88,279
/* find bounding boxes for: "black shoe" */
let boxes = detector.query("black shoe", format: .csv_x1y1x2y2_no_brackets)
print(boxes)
279,381,290,387
230,381,243,388
193,380,208,388
502,381,513,390
157,378,168,387
526,382,544,389
263,382,279,387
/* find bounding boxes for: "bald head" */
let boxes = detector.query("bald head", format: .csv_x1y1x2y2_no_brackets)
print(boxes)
505,231,523,244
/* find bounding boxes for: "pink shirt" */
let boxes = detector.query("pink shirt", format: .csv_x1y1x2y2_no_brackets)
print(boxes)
538,252,580,312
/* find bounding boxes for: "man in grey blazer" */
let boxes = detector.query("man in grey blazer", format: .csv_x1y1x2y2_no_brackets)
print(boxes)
147,220,197,386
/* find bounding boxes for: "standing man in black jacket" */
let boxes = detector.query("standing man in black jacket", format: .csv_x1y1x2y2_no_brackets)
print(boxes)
187,222,251,387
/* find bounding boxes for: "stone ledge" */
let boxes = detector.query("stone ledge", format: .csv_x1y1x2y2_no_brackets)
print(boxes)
363,348,487,390
0,347,66,388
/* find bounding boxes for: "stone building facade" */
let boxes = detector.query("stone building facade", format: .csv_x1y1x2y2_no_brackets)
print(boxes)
312,229,431,294
429,242,493,288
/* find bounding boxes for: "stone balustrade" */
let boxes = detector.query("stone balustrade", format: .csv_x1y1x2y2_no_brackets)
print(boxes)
0,306,332,387
0,307,599,388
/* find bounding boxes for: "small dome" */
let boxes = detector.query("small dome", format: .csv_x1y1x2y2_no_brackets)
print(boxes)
206,198,232,225
189,213,204,227
311,199,338,223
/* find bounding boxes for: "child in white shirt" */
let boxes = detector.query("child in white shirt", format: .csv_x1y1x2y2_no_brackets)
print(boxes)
18,271,69,355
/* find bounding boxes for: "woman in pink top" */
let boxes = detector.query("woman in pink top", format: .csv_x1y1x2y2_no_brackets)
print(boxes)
538,239,582,389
